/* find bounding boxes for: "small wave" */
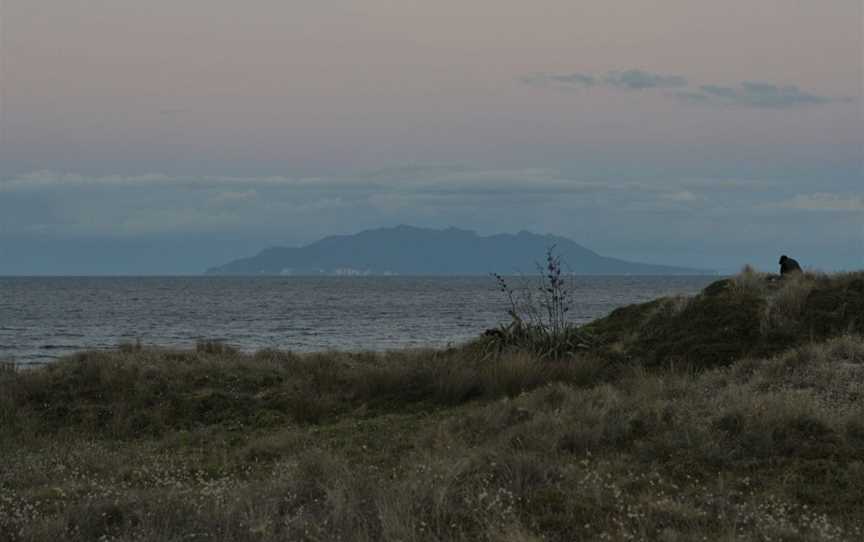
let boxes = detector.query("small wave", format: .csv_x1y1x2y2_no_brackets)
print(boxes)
39,344,77,350
12,360,52,368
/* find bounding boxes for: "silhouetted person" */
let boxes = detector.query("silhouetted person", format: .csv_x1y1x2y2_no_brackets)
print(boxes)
779,255,802,276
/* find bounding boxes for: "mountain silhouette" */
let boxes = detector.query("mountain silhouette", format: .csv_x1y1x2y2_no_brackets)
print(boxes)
205,225,715,275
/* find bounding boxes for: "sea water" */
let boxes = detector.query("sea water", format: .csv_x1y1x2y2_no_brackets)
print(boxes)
0,276,717,365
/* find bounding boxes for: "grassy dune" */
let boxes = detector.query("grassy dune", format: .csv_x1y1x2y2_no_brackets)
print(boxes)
2,272,864,541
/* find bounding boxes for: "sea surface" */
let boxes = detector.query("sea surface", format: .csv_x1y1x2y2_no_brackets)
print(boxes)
0,276,717,365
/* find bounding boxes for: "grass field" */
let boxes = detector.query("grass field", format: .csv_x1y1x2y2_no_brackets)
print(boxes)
2,272,863,541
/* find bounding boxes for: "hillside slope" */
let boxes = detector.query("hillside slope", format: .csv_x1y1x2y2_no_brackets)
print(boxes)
584,269,864,368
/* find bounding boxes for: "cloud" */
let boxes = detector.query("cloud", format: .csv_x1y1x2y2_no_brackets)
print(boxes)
769,193,864,212
1,167,585,195
661,190,704,203
359,165,564,184
0,169,836,206
521,72,596,88
0,171,174,189
604,70,688,90
0,171,338,192
522,69,849,109
680,178,780,190
0,167,673,238
676,82,847,108
521,69,687,91
206,190,258,209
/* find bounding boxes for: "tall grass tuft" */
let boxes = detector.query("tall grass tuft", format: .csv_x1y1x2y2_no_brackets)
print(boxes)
761,272,816,335
488,247,593,359
731,263,770,295
0,360,17,432
195,339,239,356
117,338,143,353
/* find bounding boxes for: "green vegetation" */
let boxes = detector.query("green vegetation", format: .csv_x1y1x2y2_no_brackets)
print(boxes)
585,269,864,368
487,247,596,360
2,271,863,541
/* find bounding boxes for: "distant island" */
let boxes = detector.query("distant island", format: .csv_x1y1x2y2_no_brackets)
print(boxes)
206,225,715,276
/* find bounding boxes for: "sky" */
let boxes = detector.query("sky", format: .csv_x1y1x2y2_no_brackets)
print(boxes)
0,0,861,274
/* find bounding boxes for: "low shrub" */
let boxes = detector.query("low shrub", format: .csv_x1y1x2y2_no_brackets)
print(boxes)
487,247,595,359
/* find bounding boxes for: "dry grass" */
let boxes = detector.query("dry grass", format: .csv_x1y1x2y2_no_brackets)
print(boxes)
731,264,772,295
585,270,864,368
3,272,864,541
761,273,816,334
0,345,610,441
2,334,864,541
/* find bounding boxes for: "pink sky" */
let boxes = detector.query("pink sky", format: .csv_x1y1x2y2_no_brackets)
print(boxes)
2,0,860,174
0,0,861,273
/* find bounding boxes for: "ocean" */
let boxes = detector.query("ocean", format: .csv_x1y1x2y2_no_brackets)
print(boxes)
0,276,717,365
